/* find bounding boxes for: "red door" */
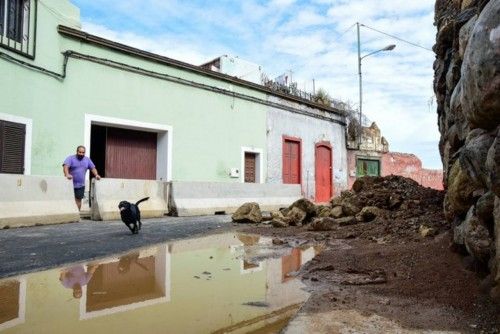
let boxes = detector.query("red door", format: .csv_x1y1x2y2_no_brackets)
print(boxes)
315,143,332,202
105,127,157,180
283,137,301,184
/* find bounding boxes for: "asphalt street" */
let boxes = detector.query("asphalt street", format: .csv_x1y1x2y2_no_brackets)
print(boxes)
0,215,233,279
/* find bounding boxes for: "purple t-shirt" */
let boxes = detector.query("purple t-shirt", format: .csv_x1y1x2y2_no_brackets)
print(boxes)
63,155,96,188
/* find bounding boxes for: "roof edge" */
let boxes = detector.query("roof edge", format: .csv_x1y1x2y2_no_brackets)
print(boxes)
57,25,344,117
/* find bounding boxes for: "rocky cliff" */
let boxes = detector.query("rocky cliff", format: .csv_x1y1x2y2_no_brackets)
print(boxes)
433,0,499,300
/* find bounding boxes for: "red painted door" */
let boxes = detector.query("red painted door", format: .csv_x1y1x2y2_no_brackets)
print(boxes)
315,144,332,202
105,127,157,180
283,138,301,184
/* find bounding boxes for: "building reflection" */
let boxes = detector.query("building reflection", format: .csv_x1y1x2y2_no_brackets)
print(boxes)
0,233,316,333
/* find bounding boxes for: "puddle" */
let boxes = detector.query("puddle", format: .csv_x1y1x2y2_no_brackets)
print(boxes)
0,233,318,334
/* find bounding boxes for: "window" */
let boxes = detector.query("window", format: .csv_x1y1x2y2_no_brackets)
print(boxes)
356,158,380,177
0,0,35,58
0,119,26,174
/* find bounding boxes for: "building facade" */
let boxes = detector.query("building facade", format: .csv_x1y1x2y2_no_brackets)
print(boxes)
0,0,348,206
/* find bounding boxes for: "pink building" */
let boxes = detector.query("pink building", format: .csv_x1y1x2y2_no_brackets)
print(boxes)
346,122,443,190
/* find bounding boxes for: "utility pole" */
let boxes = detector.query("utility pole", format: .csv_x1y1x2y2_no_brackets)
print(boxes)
357,22,363,149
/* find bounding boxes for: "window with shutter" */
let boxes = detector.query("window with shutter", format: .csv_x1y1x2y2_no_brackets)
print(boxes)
0,120,26,174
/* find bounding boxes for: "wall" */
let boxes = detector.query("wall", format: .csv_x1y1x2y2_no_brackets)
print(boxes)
266,96,348,200
347,151,444,190
433,0,500,301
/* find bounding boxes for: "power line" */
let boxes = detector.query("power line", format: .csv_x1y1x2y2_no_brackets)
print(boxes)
361,23,433,52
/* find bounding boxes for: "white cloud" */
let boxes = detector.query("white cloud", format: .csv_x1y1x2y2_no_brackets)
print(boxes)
73,0,441,168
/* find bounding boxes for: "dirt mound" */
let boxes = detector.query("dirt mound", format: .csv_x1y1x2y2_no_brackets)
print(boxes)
341,175,447,242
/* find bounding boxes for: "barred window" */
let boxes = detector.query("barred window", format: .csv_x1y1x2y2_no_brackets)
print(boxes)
0,0,36,58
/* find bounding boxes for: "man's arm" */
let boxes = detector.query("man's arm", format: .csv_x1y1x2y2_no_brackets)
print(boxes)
63,165,72,180
90,168,101,180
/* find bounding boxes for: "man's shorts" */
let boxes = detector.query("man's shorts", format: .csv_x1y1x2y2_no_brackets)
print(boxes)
74,187,85,200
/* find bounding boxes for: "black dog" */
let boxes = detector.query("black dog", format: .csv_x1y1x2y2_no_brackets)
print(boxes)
118,197,149,234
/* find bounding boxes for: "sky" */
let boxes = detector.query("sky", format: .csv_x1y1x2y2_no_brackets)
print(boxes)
70,0,441,169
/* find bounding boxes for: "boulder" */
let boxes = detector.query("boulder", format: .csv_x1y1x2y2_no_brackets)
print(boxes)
309,217,337,231
316,205,331,218
446,159,481,217
492,197,500,301
232,202,262,224
342,202,361,216
476,191,495,224
356,206,380,222
336,216,357,226
486,128,500,197
461,0,500,130
463,206,492,263
459,129,495,187
289,198,316,220
458,14,477,59
330,196,343,207
271,218,289,228
330,206,344,219
286,207,307,226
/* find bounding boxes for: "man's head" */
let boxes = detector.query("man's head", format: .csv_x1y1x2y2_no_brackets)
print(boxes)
76,145,86,161
72,283,83,299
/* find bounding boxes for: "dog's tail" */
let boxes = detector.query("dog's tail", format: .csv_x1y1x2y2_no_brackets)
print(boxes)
135,197,150,206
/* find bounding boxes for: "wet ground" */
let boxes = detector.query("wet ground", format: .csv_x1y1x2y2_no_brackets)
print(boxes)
0,230,316,334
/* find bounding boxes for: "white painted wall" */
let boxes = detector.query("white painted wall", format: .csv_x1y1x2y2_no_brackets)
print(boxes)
266,97,348,199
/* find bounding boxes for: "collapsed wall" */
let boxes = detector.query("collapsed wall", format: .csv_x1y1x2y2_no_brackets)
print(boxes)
433,0,499,300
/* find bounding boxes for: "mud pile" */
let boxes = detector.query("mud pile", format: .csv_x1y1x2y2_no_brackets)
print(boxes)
233,175,447,243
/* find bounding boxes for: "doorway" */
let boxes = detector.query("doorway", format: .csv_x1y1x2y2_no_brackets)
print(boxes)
315,142,332,202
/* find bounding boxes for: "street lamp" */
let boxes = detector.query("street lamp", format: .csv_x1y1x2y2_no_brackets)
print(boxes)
356,22,395,148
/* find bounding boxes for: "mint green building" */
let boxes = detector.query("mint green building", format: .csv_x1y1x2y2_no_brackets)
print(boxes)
0,0,347,200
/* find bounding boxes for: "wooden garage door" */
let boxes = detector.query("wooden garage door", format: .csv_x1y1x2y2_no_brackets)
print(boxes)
105,127,157,180
283,138,301,184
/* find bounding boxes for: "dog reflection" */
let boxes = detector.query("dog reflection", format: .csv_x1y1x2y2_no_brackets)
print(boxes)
117,253,149,274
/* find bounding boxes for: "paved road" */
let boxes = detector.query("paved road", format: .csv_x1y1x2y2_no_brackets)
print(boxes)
0,215,233,279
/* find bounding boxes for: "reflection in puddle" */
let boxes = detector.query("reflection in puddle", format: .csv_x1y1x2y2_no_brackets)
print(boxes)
0,233,318,334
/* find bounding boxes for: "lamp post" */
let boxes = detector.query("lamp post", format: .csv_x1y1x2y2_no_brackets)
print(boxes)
356,22,395,148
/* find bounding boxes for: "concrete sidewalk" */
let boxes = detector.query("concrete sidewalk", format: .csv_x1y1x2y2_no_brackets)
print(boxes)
0,215,233,279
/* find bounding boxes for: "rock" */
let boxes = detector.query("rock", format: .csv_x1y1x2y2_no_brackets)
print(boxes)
309,217,337,231
493,197,500,301
271,218,288,228
476,191,495,224
289,198,316,220
272,238,285,245
352,178,365,192
463,206,492,263
329,206,344,218
419,224,437,237
330,196,343,207
486,128,500,197
232,202,262,224
286,207,307,226
446,159,481,217
316,205,331,218
459,14,477,59
459,129,495,187
356,206,379,222
461,0,500,130
342,202,361,216
336,216,357,226
388,194,403,209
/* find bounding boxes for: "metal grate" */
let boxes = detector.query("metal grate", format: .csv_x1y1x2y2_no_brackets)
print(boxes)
0,0,36,58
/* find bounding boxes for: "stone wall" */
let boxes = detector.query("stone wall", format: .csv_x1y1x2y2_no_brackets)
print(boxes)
434,0,499,301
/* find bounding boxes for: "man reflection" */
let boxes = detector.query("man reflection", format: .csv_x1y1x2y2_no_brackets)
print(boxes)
59,264,99,299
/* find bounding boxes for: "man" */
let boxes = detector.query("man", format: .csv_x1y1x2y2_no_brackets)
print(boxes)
59,264,99,299
63,145,101,210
